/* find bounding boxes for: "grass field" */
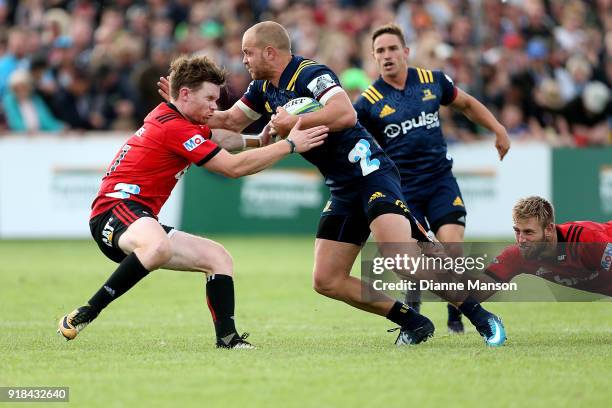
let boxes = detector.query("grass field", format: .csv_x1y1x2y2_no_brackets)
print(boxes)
1,237,611,407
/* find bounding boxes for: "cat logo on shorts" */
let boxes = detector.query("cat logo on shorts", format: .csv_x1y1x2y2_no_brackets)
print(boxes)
368,192,386,203
102,219,115,247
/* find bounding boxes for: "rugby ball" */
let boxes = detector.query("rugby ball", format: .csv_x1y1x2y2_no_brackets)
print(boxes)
282,97,322,115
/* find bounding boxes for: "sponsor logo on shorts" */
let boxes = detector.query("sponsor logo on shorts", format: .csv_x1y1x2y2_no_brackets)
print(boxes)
394,199,409,214
368,191,386,203
453,196,464,207
102,220,114,247
183,134,206,151
601,243,612,271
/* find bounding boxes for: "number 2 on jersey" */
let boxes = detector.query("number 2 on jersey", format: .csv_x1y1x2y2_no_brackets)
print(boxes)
348,139,380,176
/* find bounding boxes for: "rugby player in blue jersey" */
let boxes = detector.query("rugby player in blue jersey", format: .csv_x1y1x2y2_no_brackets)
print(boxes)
158,21,507,346
354,23,511,334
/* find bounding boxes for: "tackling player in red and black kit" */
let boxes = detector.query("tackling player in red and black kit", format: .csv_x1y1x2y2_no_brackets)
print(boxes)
57,55,328,348
354,24,511,333
160,21,507,346
479,196,612,299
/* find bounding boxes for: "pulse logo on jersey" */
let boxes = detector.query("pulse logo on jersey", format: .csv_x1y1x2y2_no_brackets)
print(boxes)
383,112,440,138
183,134,206,151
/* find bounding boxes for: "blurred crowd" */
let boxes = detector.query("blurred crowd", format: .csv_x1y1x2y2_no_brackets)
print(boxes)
0,0,609,146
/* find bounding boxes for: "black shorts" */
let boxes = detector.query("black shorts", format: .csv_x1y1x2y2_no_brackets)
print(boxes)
404,173,467,234
89,200,175,263
316,170,429,246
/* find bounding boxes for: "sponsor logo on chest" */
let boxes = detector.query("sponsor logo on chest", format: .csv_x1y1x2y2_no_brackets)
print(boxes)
383,111,440,138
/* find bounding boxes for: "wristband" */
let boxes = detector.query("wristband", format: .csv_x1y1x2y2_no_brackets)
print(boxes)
242,134,262,149
285,138,296,154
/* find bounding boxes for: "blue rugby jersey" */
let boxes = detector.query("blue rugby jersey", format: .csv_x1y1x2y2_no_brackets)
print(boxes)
354,67,458,186
237,55,396,191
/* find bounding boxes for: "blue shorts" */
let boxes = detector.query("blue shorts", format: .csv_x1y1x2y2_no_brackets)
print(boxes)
403,173,466,234
316,170,428,245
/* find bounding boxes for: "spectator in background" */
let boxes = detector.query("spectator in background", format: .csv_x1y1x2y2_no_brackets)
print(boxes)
0,0,607,145
2,69,64,133
559,54,593,102
0,27,29,98
530,78,571,145
560,81,611,146
52,67,100,131
500,103,530,141
133,42,174,122
29,53,59,117
90,63,137,131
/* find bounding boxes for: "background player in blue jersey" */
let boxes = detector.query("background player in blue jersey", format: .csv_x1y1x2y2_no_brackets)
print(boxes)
158,21,507,346
354,23,511,334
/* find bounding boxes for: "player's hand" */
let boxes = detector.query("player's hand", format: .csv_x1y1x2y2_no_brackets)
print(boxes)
495,128,511,161
419,241,448,259
157,76,170,102
271,107,298,138
259,124,274,147
286,117,328,153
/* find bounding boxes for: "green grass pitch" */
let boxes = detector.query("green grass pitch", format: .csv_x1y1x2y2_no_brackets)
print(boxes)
1,237,611,407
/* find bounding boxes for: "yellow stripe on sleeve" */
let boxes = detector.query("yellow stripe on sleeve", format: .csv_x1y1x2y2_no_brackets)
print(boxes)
361,92,375,104
368,86,383,100
287,60,317,91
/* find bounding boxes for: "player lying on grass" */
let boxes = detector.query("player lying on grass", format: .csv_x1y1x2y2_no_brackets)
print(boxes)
354,23,511,334
159,21,506,346
472,196,612,300
57,55,328,349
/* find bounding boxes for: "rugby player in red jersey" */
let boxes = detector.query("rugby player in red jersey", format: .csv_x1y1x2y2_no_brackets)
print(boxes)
57,55,328,349
479,196,612,299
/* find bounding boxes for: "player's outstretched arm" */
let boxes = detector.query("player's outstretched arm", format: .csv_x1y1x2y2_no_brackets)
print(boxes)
203,118,328,178
271,91,357,137
157,76,254,132
211,125,273,152
450,88,511,160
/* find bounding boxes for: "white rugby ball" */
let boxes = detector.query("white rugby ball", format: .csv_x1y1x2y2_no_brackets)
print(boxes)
282,97,322,115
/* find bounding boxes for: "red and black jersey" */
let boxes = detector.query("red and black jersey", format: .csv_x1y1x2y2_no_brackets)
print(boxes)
91,103,221,219
486,221,612,296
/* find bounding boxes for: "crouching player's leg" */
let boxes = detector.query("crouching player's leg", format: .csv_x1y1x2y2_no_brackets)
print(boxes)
58,201,252,349
425,175,469,334
435,223,466,334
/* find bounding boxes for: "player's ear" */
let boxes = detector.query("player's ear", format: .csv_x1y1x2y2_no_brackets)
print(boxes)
179,86,190,100
544,222,555,239
264,46,275,59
